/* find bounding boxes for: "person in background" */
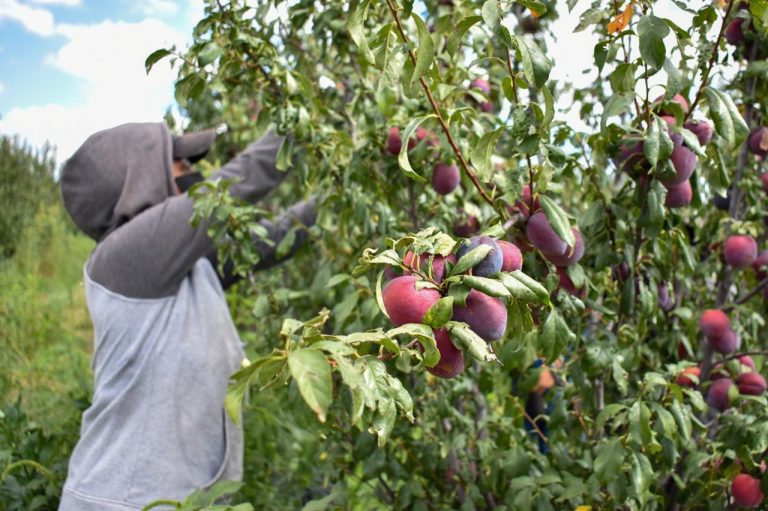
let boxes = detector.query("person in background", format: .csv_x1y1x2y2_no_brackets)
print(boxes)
57,122,315,510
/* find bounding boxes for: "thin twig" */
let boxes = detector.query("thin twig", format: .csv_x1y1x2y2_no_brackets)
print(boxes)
385,0,494,206
685,0,737,121
722,277,768,312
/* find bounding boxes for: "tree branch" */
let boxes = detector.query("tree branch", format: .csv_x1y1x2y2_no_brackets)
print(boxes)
385,0,495,207
685,0,737,121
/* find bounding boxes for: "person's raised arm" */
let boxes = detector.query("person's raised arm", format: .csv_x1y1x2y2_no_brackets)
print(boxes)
87,132,296,299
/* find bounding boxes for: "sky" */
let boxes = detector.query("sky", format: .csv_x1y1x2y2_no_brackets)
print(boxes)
0,0,707,167
0,0,204,164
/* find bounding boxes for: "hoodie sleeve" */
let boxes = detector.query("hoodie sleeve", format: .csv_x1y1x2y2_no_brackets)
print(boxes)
208,198,317,290
87,131,296,299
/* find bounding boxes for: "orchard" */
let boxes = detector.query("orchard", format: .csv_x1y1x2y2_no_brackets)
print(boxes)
7,0,768,509
147,0,768,508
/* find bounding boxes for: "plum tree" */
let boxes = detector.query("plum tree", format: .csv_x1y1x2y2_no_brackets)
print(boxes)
451,289,507,341
724,235,758,268
731,473,764,509
151,1,768,508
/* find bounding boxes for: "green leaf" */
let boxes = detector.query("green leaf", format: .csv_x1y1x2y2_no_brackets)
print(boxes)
596,403,627,430
516,0,547,17
197,42,223,67
601,93,632,129
461,275,511,298
594,438,625,484
628,401,653,446
664,58,683,98
347,0,375,64
424,296,455,329
670,399,691,442
541,85,555,126
644,116,661,167
658,118,674,161
538,309,572,362
145,48,171,74
470,127,505,182
515,35,553,89
637,15,669,71
387,323,439,367
288,349,333,423
481,0,500,32
446,321,499,363
411,13,434,86
447,16,483,56
451,244,494,275
704,87,749,145
376,270,389,321
539,195,575,247
497,272,539,303
509,270,550,304
679,126,706,157
370,394,396,446
612,356,628,396
398,115,435,182
705,88,735,146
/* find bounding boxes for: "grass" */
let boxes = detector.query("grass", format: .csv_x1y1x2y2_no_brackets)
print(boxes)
0,200,94,430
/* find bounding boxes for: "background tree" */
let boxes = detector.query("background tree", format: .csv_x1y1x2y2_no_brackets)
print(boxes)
84,0,768,508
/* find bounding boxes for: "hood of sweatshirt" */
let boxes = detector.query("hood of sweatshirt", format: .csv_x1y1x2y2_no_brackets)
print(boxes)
60,122,175,241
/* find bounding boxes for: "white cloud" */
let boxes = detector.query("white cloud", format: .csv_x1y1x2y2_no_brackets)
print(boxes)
0,82,5,94
27,0,81,6
135,0,178,17
0,0,55,36
0,17,188,163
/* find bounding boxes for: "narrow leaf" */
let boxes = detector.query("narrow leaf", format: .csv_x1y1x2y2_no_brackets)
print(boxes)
288,349,333,423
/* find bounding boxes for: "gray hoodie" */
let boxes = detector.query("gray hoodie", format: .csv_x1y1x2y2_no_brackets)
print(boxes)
58,123,314,510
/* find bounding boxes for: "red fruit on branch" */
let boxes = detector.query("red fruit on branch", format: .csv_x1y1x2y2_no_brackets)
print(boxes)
676,366,701,387
451,289,507,341
382,275,440,327
403,252,457,283
665,180,692,208
498,240,523,272
699,309,730,339
724,235,758,268
452,213,480,237
426,328,464,379
737,372,767,395
710,329,740,354
707,377,735,411
526,212,568,256
748,127,768,157
684,120,714,146
732,473,764,508
432,162,460,195
545,229,584,267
